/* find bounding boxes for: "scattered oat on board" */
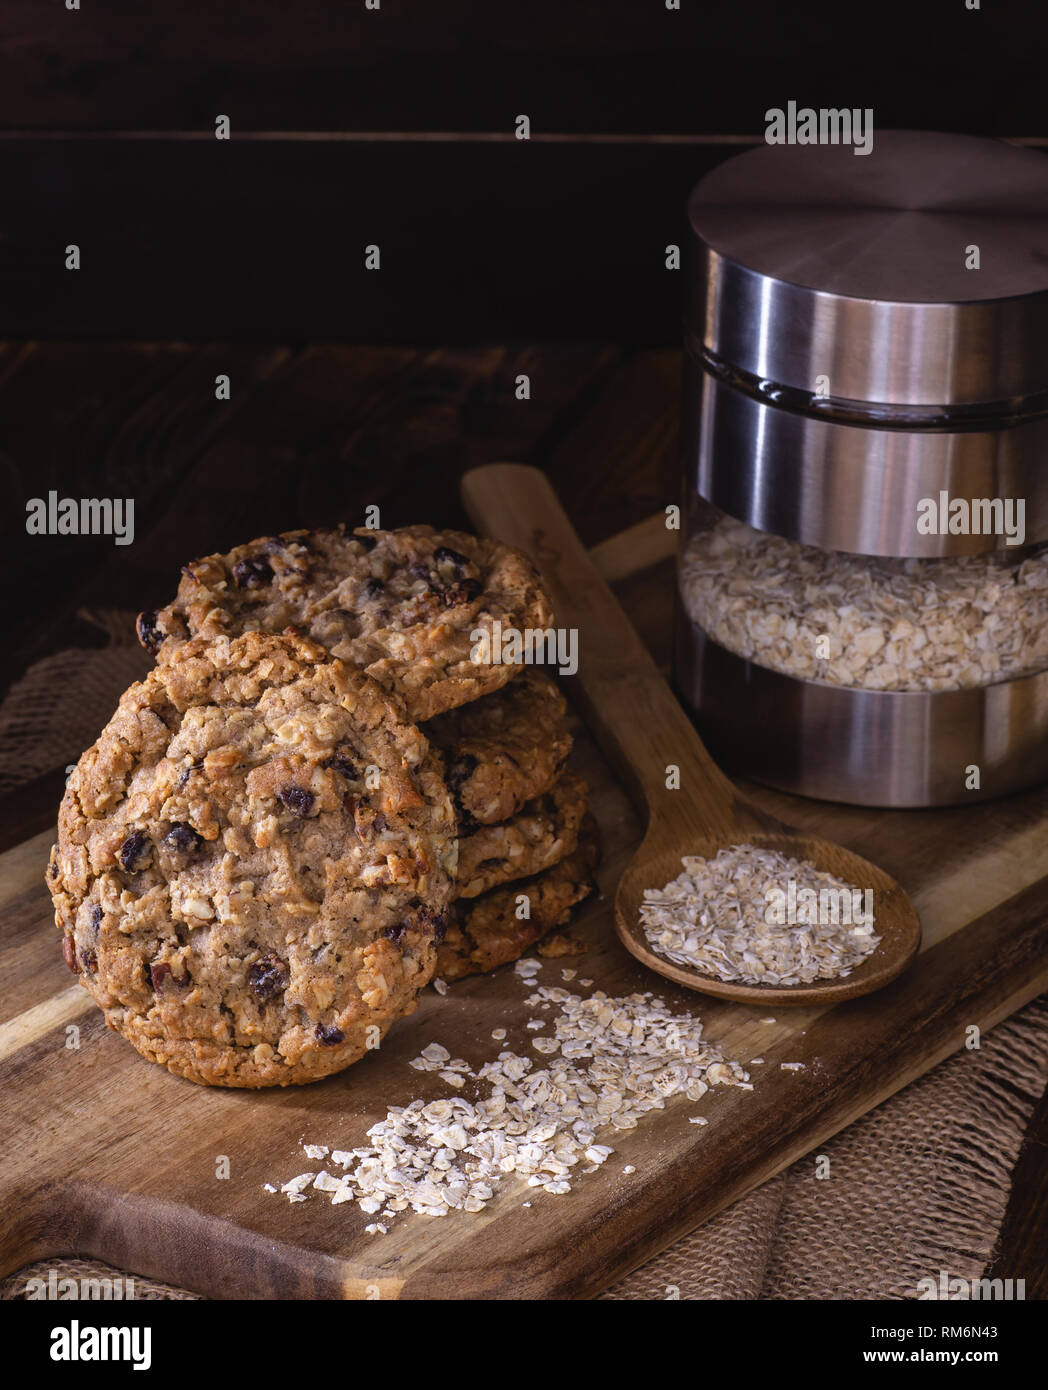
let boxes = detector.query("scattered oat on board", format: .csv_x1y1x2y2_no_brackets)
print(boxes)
681,515,1048,693
639,844,880,986
267,971,752,1231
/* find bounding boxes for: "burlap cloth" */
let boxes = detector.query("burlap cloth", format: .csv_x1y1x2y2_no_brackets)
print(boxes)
4,613,1046,1300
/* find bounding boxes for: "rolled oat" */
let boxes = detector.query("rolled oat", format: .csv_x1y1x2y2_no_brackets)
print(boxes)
681,515,1048,692
267,977,751,1229
640,845,880,986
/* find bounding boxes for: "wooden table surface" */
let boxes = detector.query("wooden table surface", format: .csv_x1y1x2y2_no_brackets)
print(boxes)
0,339,1044,1296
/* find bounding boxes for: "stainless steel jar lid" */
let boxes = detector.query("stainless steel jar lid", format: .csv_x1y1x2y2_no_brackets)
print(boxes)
686,131,1048,409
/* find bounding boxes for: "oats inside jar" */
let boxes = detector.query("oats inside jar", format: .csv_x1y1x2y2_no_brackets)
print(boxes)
680,516,1048,692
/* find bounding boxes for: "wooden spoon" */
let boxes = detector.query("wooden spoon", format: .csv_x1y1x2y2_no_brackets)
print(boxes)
461,463,921,1006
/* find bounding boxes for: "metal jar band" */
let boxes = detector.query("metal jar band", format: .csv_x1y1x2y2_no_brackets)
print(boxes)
683,348,1048,558
674,599,1048,808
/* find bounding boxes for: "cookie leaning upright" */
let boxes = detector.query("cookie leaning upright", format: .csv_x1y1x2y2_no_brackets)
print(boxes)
46,632,458,1088
137,525,555,722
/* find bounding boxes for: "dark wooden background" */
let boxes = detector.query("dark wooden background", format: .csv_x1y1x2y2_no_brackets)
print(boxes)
3,0,1047,641
0,341,670,696
6,1,1042,135
2,1,1046,342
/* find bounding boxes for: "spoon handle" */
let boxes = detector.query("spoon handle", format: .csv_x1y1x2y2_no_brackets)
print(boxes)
461,463,765,843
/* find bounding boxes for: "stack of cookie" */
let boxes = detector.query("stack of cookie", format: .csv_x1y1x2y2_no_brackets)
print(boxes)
47,525,599,1088
426,670,599,982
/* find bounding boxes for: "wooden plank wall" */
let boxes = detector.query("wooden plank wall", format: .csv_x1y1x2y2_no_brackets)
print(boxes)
1,2,1046,342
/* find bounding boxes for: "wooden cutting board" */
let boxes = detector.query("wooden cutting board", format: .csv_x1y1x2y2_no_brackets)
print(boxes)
2,526,1048,1301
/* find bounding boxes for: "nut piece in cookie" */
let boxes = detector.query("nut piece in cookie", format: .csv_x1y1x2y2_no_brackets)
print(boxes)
454,769,589,900
437,817,600,982
139,525,556,722
47,632,458,1088
426,669,572,828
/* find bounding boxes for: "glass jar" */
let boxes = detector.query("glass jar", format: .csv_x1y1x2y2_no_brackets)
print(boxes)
675,131,1048,806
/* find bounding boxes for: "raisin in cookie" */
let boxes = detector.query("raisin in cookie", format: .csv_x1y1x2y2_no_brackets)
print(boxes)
453,770,588,899
138,525,554,722
47,632,458,1088
426,669,572,830
437,818,600,982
